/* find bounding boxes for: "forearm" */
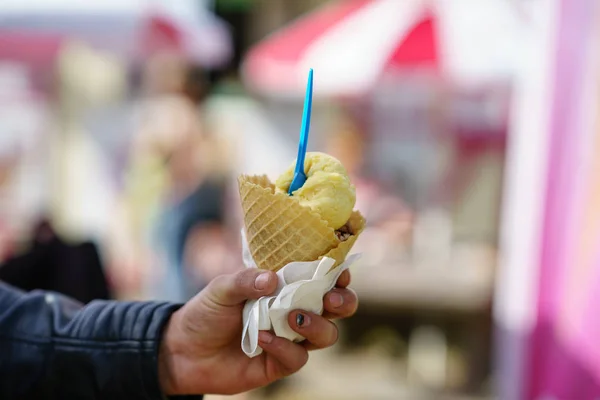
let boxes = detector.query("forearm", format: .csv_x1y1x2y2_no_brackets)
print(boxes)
0,281,181,399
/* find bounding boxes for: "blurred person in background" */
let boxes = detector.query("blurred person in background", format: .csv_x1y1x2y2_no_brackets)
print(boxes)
110,52,237,302
149,122,235,302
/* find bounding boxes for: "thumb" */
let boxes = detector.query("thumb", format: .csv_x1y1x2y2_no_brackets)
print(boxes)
206,268,278,306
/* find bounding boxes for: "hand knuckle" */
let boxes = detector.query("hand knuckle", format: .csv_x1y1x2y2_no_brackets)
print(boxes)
347,289,359,314
310,320,338,348
300,349,309,366
234,272,246,289
234,270,254,290
208,274,227,294
343,270,351,281
287,349,308,373
330,323,339,345
280,350,308,376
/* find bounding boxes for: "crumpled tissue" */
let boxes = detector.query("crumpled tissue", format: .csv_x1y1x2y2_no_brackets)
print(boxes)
240,230,361,358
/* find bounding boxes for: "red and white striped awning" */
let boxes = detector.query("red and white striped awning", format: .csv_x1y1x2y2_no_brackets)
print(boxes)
242,0,526,97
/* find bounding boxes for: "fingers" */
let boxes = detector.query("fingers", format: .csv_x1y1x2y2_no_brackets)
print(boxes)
287,311,338,351
322,287,358,319
335,270,351,288
205,268,277,306
258,331,309,378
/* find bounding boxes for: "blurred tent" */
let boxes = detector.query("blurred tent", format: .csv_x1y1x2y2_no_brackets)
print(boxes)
241,0,526,98
0,0,232,68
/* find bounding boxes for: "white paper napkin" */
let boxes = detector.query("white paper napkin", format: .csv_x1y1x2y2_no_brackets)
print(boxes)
240,230,361,358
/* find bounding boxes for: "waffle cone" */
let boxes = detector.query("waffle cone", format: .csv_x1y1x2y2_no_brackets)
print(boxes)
238,174,366,272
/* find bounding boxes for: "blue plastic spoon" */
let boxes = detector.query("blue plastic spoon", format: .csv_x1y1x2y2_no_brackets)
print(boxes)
288,68,314,195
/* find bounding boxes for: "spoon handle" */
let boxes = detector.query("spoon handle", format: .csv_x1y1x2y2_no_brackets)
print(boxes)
294,68,314,175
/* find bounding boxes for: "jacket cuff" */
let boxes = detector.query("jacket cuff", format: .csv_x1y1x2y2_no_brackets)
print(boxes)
145,303,204,400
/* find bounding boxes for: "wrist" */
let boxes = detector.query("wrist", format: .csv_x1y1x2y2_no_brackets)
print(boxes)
158,309,184,396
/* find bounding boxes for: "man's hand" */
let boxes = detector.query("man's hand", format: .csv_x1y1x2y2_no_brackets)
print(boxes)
158,268,358,396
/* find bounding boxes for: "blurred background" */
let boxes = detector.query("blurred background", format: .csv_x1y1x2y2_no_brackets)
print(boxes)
0,0,599,399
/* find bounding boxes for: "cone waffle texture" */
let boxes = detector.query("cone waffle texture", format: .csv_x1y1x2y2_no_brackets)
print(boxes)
238,174,366,272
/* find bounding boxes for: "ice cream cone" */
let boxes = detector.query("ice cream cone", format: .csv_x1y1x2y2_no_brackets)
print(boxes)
238,174,365,272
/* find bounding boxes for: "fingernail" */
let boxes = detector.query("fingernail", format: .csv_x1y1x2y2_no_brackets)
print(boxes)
258,331,274,344
296,313,310,327
254,273,270,290
329,292,344,308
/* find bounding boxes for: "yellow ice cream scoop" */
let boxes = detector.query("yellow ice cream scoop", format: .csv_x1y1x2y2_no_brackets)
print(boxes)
275,152,356,230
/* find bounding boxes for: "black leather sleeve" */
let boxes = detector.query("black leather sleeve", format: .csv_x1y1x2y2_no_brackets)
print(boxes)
0,281,202,400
